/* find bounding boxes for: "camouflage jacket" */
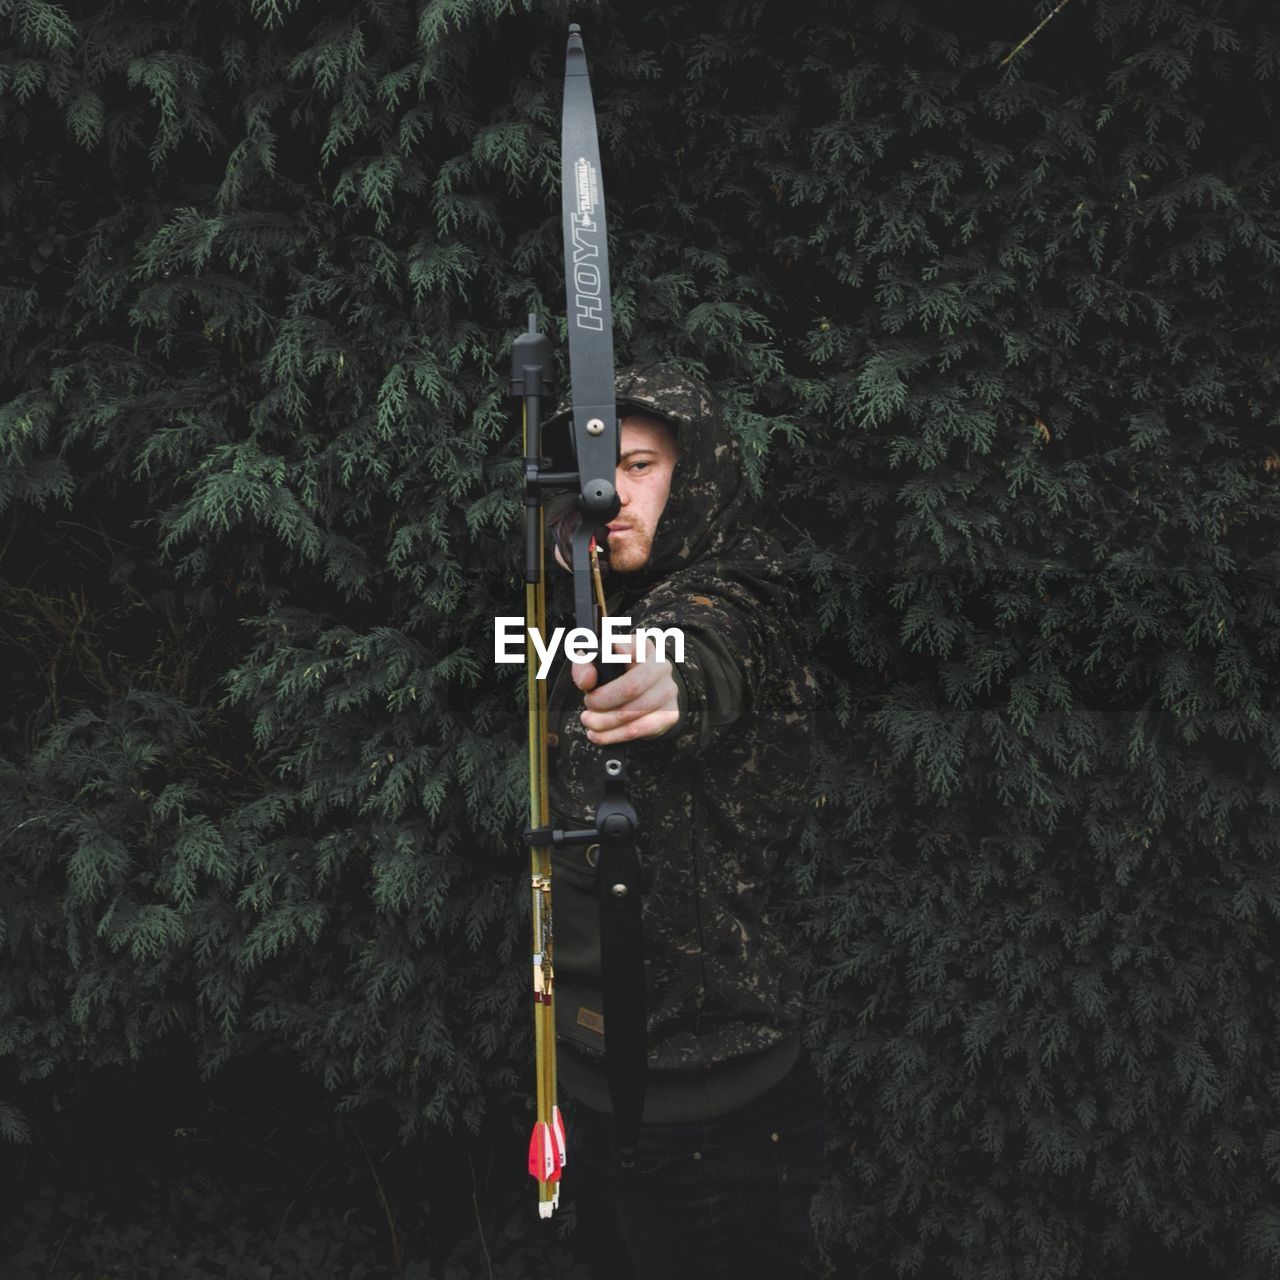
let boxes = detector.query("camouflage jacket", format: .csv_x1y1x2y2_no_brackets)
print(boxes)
544,364,816,1123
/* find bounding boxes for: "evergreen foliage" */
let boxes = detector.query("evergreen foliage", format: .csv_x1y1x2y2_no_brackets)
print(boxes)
1,0,1278,1274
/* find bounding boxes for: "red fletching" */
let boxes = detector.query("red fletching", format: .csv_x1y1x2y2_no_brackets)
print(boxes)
528,1121,557,1182
551,1105,567,1171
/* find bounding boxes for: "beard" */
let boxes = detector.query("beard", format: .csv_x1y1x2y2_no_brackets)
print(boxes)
599,523,653,575
549,509,653,576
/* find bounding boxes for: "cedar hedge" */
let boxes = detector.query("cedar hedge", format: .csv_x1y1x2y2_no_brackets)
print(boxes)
1,2,1278,1276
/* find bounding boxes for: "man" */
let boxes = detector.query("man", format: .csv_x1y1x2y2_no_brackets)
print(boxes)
543,364,823,1278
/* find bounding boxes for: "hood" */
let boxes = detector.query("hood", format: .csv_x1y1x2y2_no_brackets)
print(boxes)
543,362,765,597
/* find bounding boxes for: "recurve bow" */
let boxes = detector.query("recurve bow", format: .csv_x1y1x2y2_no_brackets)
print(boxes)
512,22,648,1220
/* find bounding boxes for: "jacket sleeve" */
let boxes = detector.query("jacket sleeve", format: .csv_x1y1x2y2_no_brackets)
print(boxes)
634,583,771,758
659,627,746,749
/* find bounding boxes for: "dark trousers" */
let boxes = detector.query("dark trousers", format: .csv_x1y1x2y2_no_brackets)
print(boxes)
561,1048,826,1280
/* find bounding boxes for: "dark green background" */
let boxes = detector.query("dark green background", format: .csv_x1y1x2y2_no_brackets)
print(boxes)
2,1,1278,1276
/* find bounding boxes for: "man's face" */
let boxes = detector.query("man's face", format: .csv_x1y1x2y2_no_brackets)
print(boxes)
604,414,680,574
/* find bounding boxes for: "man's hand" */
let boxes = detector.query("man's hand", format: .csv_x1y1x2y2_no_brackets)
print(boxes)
573,635,681,745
